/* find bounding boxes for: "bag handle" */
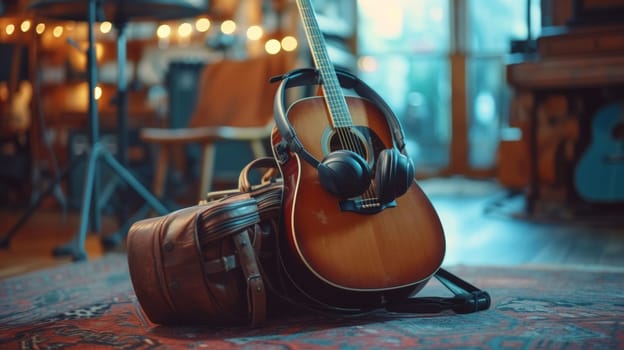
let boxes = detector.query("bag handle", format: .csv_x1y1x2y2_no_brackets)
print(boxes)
202,157,280,202
238,157,280,193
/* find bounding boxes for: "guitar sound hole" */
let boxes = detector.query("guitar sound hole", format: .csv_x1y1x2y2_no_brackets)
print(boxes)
328,127,369,161
325,126,387,165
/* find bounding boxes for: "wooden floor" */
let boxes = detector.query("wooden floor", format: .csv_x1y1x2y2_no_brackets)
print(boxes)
422,178,624,268
0,208,116,279
1,177,623,279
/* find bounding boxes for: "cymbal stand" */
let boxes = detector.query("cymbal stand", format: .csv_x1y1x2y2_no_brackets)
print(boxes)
54,0,168,261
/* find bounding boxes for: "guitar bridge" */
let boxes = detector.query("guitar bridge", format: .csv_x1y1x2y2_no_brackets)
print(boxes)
339,198,396,214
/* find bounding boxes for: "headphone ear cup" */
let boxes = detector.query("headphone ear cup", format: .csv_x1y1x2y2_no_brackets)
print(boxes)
317,150,371,199
375,149,415,204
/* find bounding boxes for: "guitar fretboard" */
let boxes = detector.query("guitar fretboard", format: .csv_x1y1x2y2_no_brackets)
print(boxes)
296,0,353,128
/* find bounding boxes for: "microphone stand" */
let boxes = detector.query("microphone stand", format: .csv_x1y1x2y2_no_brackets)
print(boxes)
53,0,168,260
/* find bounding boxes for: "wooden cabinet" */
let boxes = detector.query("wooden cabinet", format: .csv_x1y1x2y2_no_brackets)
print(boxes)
506,25,624,215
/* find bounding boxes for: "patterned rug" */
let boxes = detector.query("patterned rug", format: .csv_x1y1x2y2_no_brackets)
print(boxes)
1,253,622,349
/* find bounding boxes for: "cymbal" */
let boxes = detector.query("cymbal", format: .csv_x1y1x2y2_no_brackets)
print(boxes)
29,0,208,22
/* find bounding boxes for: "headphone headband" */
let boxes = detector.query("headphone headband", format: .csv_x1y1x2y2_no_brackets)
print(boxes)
272,68,408,167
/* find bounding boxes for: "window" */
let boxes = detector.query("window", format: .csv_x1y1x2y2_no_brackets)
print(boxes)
357,0,541,175
357,0,450,174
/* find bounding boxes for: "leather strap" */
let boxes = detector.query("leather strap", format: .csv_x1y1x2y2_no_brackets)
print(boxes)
233,225,266,326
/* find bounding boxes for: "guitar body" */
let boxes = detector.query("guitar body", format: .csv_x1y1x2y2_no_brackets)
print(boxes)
574,102,624,202
272,95,446,308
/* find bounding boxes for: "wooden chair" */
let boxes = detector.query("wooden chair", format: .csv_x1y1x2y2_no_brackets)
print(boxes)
140,54,289,202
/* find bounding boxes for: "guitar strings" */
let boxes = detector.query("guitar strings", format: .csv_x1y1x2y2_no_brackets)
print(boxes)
321,64,379,205
301,0,379,204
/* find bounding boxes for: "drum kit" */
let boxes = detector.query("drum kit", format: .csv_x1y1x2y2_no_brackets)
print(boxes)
1,0,208,260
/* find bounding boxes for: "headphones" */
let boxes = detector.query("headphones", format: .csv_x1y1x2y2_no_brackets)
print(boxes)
272,68,415,204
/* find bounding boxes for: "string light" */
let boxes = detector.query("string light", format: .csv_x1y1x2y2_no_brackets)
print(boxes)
94,86,102,100
52,25,63,38
20,20,31,33
246,25,263,41
264,38,281,54
220,20,236,35
100,21,112,34
0,15,301,59
195,18,210,32
35,23,45,34
156,24,171,39
281,36,298,51
5,24,15,35
177,22,193,37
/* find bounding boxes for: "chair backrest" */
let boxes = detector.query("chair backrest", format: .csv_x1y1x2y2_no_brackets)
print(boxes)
189,54,289,129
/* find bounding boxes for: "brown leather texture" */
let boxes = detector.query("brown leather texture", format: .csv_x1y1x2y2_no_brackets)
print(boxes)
127,158,282,326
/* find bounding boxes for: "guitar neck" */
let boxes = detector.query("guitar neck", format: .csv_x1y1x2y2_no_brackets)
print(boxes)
296,0,352,128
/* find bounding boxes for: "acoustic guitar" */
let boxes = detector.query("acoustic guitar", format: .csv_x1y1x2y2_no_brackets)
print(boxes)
574,102,624,203
271,0,445,309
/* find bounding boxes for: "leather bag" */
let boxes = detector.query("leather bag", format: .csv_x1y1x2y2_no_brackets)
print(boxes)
127,157,282,326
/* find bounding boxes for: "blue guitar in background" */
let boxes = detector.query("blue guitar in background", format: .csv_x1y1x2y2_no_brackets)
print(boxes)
574,102,624,203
